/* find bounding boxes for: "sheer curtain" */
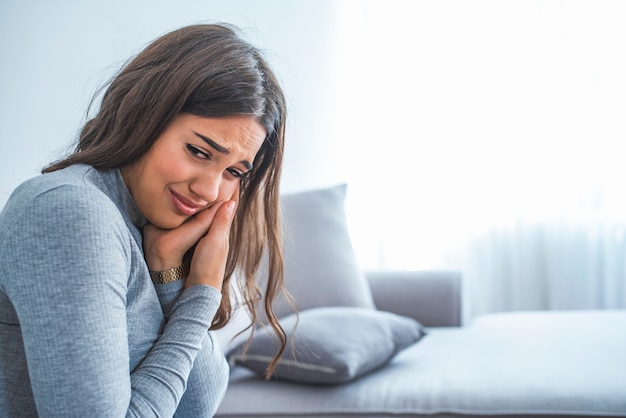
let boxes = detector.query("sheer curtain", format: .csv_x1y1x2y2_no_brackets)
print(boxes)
331,0,626,319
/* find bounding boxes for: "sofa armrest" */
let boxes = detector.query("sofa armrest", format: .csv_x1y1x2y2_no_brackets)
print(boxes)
366,270,462,327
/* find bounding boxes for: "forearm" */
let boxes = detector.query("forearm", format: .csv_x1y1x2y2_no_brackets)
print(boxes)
129,285,222,415
155,277,230,417
174,331,229,417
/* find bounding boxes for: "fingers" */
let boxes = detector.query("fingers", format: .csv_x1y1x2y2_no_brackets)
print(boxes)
143,197,238,289
209,200,236,230
185,200,237,290
229,183,240,205
179,203,223,242
143,202,224,271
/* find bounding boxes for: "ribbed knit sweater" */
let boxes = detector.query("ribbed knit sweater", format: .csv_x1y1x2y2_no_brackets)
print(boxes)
0,165,229,417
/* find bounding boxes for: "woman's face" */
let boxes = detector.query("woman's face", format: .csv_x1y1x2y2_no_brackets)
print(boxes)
122,114,266,229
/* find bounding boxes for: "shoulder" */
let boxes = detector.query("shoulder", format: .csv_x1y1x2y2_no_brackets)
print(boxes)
9,165,109,201
0,165,128,243
0,166,134,288
6,165,116,211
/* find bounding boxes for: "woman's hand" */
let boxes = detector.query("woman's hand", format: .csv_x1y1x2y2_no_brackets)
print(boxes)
143,199,237,290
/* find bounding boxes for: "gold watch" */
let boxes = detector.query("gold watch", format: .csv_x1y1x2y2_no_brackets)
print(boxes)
149,261,190,284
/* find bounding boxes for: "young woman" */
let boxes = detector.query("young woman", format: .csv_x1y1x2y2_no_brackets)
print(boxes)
0,24,287,417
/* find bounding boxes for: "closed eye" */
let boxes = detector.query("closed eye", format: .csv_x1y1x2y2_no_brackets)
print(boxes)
186,144,210,160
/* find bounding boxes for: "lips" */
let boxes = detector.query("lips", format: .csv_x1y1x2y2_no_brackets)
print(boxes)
169,189,204,216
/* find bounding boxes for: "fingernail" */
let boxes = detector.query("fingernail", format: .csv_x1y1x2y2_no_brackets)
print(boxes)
225,200,236,216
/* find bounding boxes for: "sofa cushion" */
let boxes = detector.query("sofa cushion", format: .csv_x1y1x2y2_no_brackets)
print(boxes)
229,306,426,384
257,184,375,320
215,184,375,354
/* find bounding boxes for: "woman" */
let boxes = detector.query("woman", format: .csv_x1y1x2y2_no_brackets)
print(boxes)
0,24,287,417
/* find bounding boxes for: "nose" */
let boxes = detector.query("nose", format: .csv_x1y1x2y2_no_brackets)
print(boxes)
189,170,221,205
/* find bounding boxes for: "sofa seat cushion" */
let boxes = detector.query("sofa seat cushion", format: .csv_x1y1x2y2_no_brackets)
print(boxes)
216,310,626,417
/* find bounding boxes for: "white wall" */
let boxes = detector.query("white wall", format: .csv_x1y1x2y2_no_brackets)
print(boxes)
0,0,344,208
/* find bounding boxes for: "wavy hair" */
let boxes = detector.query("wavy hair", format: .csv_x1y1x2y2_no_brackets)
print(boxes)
44,23,287,377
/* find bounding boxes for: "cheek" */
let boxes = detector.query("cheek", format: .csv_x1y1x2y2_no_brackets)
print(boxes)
217,181,239,201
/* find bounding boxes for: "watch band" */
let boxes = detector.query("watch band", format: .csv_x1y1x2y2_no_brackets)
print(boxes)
149,260,190,284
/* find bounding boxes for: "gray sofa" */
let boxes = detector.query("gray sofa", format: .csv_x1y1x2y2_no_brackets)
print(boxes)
213,185,626,418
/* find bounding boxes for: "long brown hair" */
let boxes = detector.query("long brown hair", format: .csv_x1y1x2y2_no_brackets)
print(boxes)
43,23,287,376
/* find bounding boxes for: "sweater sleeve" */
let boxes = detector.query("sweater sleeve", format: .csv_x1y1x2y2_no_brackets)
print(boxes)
154,277,230,417
1,185,221,417
174,331,229,417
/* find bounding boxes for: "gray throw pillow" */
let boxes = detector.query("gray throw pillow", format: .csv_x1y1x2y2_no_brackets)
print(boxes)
229,307,427,384
256,184,375,321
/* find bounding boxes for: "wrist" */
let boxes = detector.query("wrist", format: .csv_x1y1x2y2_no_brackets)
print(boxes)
145,252,184,271
149,259,191,284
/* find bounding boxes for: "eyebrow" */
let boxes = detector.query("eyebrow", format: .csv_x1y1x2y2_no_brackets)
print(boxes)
194,132,253,170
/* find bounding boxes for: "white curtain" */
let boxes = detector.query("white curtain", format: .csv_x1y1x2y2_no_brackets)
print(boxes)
331,0,626,319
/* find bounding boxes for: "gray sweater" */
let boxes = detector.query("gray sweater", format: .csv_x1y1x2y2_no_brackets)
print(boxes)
0,165,229,417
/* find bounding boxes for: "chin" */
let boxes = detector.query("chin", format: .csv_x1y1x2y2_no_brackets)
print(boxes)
150,216,187,230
